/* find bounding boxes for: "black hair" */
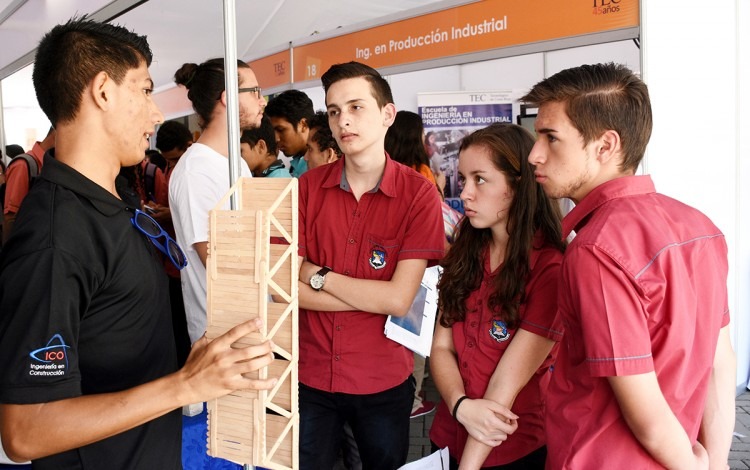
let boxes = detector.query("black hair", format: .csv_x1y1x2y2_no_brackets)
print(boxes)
385,111,431,169
240,115,277,156
33,16,152,126
265,90,314,129
156,120,193,153
321,61,393,108
5,145,25,158
307,111,341,156
145,149,166,171
174,58,250,128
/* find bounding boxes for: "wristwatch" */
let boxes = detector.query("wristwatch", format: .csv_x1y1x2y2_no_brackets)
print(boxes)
310,266,332,291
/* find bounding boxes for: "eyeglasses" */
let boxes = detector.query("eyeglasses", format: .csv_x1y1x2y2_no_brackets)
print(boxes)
130,208,188,270
238,86,262,99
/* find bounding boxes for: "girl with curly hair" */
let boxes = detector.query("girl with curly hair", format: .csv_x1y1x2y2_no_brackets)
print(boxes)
430,123,565,469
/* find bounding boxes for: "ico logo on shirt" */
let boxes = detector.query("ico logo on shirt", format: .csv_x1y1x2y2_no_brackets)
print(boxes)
28,333,70,377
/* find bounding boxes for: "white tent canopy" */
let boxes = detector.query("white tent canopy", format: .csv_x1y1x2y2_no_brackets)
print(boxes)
0,0,460,150
0,0,452,86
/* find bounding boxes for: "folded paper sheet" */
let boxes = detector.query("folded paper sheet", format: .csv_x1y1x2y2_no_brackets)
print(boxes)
385,266,441,357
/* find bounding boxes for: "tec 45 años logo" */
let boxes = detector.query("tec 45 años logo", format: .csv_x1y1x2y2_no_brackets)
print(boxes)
28,334,70,377
593,0,621,15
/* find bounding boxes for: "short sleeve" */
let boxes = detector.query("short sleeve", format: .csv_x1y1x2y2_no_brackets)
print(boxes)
0,247,92,403
171,164,226,247
399,181,444,265
519,248,563,342
297,174,308,259
3,160,31,214
564,244,654,377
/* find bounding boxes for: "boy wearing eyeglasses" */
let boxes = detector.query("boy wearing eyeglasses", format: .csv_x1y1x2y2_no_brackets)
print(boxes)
170,58,266,345
0,18,277,468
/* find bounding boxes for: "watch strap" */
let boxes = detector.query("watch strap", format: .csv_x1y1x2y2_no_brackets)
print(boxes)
311,266,332,291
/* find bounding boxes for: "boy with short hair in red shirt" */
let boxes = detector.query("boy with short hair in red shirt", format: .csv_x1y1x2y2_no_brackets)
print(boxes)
523,63,735,469
296,61,444,470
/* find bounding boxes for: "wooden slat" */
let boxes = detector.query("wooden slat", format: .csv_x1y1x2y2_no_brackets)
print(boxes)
207,176,298,470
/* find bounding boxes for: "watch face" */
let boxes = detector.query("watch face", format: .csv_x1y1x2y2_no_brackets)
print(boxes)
310,274,324,290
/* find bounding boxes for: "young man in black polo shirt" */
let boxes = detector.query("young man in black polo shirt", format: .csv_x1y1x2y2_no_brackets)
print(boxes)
0,18,277,469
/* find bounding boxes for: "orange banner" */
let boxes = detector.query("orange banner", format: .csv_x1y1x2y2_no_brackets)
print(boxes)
292,0,638,82
248,50,291,90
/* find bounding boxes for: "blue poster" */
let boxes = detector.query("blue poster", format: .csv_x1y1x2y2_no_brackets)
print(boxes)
418,92,514,213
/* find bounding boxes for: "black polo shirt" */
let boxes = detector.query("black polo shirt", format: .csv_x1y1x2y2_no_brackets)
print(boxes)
0,153,180,469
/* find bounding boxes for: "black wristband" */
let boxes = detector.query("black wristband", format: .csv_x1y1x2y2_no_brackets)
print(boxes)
452,395,469,420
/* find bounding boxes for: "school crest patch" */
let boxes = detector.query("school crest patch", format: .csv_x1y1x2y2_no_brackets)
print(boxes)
489,320,510,342
369,248,386,270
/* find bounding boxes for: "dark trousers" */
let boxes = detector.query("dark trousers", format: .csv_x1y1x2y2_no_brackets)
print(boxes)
300,378,414,470
430,442,547,470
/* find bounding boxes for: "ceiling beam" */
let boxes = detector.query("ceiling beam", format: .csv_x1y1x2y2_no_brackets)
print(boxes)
0,0,150,81
0,0,29,27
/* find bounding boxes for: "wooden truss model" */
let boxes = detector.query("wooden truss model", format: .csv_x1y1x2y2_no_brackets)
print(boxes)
205,177,299,469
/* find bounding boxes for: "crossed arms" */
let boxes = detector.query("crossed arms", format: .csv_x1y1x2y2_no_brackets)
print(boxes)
431,320,555,470
297,256,428,316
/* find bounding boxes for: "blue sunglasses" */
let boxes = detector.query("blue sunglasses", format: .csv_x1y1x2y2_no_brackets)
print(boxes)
130,208,188,270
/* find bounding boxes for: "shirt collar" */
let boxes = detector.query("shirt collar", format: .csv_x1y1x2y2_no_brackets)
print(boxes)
28,142,45,163
42,150,127,217
322,152,398,198
481,231,546,277
260,159,286,177
562,175,656,238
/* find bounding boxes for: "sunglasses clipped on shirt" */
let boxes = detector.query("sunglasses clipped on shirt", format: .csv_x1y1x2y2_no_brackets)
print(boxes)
130,208,188,270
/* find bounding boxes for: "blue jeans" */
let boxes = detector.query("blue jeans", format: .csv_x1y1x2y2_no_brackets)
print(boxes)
300,378,414,470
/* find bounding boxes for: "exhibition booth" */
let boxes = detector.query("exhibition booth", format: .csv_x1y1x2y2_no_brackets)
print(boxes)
0,0,748,468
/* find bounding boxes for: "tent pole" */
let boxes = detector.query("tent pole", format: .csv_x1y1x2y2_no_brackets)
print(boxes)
0,80,6,166
221,0,251,467
222,0,242,211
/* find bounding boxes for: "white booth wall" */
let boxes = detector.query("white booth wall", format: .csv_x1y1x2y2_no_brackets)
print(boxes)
641,0,747,394
741,0,750,395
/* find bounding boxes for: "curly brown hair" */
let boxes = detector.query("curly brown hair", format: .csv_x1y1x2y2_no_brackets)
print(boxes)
438,124,565,329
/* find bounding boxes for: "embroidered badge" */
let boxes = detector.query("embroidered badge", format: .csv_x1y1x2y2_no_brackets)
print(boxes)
28,333,70,376
489,320,510,342
369,248,387,270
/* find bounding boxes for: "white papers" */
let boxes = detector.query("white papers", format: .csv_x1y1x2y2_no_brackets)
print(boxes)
385,266,441,357
398,447,449,470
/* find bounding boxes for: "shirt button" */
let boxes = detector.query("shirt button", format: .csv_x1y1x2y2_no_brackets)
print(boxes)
467,341,474,348
344,270,350,275
470,321,477,327
348,239,355,244
336,325,342,331
335,355,340,361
